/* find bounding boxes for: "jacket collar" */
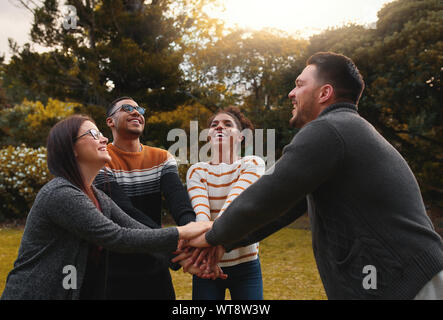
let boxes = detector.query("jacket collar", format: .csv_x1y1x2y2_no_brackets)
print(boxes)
318,102,358,118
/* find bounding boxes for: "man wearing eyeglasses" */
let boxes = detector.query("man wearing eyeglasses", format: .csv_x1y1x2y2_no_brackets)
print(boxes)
93,96,196,300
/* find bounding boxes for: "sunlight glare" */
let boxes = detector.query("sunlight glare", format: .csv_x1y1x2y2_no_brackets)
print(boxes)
209,0,394,37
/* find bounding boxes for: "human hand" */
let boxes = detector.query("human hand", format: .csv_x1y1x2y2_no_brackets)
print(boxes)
173,247,211,271
172,245,194,264
172,246,227,280
177,256,227,280
201,247,227,280
172,247,211,271
176,221,213,241
187,232,211,248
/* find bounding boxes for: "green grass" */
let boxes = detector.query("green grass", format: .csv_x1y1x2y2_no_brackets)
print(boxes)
0,226,326,300
0,227,24,294
171,227,326,300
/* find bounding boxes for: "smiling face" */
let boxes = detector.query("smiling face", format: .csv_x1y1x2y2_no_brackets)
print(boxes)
288,64,324,129
74,121,111,168
208,113,243,149
107,99,145,138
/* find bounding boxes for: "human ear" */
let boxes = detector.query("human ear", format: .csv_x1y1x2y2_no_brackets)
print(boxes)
319,84,334,104
106,117,114,128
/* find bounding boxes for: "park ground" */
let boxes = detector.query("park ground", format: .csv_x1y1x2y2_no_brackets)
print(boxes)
0,215,326,300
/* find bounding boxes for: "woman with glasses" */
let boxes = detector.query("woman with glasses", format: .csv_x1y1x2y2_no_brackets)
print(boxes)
1,115,224,300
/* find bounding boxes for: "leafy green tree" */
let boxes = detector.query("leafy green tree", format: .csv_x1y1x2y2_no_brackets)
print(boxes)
0,98,78,147
3,0,222,110
184,28,308,154
289,0,443,210
359,0,443,207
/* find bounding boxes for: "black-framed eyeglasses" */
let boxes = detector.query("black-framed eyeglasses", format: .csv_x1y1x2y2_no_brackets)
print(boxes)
108,104,146,117
74,129,104,141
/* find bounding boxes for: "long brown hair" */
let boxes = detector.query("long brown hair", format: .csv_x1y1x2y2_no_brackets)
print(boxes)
47,114,97,202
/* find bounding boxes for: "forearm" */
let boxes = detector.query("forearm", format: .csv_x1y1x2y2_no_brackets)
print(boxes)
205,172,304,248
99,226,179,253
46,185,179,254
162,172,196,226
205,120,343,247
224,198,307,251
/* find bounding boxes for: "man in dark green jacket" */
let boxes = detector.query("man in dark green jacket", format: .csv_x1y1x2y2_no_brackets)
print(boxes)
189,52,443,299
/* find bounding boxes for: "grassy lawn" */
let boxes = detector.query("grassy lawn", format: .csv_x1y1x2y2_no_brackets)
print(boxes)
0,227,24,295
0,226,326,300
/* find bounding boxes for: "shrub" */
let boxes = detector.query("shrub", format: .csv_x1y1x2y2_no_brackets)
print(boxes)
0,145,51,221
0,98,78,148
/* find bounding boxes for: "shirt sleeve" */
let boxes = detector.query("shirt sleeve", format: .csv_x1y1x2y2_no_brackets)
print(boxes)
218,156,266,218
44,183,179,254
186,164,211,222
224,198,307,251
94,167,160,228
160,152,196,226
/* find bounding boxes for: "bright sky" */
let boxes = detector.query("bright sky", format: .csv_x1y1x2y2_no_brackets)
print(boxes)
0,0,394,61
210,0,394,36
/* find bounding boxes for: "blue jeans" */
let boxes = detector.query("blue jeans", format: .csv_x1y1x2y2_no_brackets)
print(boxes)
192,258,263,300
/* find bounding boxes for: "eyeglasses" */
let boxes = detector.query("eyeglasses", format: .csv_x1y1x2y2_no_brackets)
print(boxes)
74,129,105,141
108,104,146,117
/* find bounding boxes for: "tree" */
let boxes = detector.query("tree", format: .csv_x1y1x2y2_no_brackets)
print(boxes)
358,0,443,207
184,28,308,155
288,0,443,209
3,0,222,111
0,98,78,148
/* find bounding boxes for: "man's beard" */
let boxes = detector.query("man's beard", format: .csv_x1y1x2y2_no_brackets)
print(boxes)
289,112,299,128
289,106,304,129
289,96,317,129
115,121,144,138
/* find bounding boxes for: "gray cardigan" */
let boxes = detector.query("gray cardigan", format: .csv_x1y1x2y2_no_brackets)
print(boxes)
1,177,179,300
206,103,443,299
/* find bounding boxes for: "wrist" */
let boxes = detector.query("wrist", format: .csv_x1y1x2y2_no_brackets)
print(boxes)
176,226,185,240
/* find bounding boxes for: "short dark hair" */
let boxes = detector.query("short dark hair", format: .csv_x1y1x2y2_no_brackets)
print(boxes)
307,52,365,105
47,114,94,193
107,96,134,116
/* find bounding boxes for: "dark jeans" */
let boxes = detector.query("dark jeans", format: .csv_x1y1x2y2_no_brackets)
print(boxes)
192,258,263,300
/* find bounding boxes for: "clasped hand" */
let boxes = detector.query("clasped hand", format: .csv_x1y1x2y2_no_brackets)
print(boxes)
174,221,227,280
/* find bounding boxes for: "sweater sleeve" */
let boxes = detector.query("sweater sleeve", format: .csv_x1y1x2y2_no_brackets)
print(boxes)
94,169,161,229
161,153,196,226
94,185,182,271
186,164,211,222
224,198,307,251
44,182,179,254
205,120,344,247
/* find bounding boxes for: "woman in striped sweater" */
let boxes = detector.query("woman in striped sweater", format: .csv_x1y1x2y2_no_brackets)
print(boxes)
186,107,266,300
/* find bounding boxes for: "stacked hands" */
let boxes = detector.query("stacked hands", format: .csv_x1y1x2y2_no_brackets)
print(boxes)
174,221,228,280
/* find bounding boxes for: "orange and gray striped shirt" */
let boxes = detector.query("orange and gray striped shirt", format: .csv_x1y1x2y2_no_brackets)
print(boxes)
94,143,195,227
186,156,266,267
